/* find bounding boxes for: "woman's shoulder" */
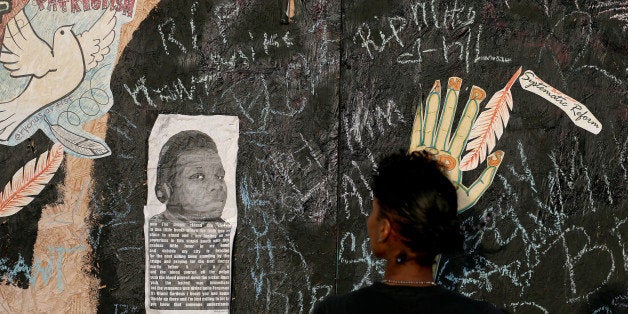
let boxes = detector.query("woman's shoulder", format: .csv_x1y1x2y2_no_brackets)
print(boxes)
313,285,382,314
314,283,504,314
427,286,503,313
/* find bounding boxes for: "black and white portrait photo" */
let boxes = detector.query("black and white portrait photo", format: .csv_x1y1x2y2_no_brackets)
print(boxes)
144,115,238,313
153,130,228,222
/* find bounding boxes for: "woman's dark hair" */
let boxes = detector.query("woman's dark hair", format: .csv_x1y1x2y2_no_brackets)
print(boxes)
155,130,219,203
373,150,463,266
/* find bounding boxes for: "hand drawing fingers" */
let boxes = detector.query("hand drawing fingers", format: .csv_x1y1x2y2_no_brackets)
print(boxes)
448,86,485,158
457,150,504,213
434,77,461,150
422,80,441,148
409,85,424,151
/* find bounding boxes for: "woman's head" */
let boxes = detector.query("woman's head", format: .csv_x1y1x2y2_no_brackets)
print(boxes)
369,150,462,266
155,130,227,219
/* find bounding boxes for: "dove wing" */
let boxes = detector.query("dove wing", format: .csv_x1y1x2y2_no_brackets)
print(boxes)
77,9,117,72
0,10,55,78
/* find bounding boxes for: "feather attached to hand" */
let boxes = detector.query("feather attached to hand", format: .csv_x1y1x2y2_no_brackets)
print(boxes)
460,67,521,171
0,144,64,217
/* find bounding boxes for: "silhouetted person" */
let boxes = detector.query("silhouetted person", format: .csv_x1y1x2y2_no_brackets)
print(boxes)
315,151,502,314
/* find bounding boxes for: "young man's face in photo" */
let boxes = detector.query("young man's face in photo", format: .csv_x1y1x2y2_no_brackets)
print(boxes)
167,148,227,218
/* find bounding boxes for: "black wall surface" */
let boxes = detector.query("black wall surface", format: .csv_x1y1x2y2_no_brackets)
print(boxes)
1,0,626,313
93,0,340,312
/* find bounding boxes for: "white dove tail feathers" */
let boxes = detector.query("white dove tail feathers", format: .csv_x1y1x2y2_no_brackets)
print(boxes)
77,9,117,71
49,123,111,158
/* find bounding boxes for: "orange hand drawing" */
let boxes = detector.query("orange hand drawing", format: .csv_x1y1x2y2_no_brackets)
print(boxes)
409,77,505,213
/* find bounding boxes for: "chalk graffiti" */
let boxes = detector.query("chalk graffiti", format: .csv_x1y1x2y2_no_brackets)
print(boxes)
338,232,385,290
440,134,627,309
0,245,85,292
592,1,628,32
94,1,342,310
343,94,406,153
537,9,624,89
243,199,334,312
114,303,141,314
353,0,510,72
73,0,625,312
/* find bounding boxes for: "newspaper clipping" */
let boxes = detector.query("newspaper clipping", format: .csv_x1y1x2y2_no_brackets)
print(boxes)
144,115,239,313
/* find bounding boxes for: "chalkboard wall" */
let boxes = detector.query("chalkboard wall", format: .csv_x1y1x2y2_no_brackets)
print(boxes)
1,0,626,312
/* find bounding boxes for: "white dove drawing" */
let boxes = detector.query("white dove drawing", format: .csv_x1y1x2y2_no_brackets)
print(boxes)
0,9,117,142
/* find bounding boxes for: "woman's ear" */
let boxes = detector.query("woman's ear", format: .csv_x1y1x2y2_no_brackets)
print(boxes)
155,183,171,204
378,217,392,243
379,218,392,242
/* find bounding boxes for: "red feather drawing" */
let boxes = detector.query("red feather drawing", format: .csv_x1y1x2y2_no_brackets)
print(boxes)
460,67,522,171
0,143,64,217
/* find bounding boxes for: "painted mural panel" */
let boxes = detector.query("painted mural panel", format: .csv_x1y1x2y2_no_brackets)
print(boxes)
0,0,135,158
0,1,136,311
